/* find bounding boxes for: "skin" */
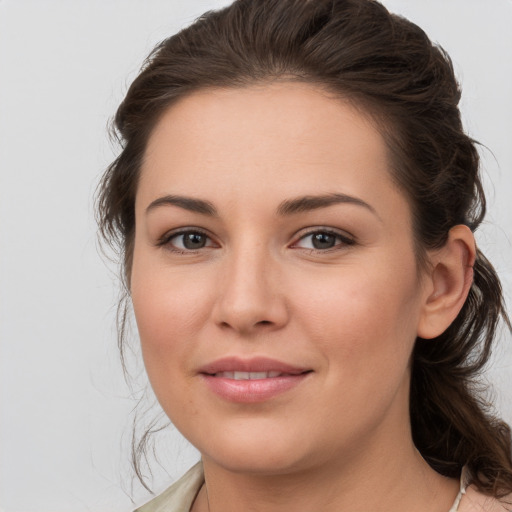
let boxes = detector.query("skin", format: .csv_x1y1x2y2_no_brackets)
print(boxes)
131,83,475,512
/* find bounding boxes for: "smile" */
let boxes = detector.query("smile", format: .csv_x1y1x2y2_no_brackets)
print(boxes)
213,371,285,380
199,357,312,403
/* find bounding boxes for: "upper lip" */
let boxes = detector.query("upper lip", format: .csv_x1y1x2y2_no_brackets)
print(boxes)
199,356,310,375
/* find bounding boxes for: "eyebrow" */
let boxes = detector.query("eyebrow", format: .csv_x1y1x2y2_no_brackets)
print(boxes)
145,192,378,219
146,195,217,216
277,193,379,218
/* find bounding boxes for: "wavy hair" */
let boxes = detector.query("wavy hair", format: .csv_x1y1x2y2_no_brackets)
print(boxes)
97,0,512,495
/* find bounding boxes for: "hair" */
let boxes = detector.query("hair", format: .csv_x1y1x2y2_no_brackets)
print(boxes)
97,0,512,497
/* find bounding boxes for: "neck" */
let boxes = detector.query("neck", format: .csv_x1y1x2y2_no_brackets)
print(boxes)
194,430,459,512
192,379,458,512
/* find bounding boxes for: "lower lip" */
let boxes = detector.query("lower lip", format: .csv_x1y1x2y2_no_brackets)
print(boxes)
201,374,310,403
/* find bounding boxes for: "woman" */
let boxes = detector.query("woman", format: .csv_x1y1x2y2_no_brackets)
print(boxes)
97,0,512,510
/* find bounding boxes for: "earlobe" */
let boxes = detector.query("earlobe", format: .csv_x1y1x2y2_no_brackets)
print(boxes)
417,225,476,340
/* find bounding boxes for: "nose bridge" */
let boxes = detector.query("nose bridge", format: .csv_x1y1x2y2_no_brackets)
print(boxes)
213,234,287,333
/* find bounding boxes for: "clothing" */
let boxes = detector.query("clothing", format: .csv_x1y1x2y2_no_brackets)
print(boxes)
449,467,511,512
134,463,204,512
134,462,511,512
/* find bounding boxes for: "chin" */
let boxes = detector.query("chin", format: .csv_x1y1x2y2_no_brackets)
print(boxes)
191,419,323,476
205,445,308,476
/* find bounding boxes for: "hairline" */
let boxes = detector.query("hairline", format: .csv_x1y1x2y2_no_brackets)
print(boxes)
124,78,429,287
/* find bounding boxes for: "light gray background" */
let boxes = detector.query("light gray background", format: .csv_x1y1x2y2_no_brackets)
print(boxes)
0,1,511,511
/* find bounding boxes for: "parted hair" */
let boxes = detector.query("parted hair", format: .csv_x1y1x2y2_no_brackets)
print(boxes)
97,0,512,495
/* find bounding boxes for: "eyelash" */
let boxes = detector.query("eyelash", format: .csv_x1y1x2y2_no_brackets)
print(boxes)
292,228,355,253
157,228,215,253
157,227,355,254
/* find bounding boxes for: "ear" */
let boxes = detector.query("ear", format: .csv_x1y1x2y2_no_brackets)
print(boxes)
417,225,476,339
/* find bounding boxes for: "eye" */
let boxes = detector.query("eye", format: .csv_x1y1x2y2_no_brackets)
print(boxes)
160,230,215,251
293,230,354,251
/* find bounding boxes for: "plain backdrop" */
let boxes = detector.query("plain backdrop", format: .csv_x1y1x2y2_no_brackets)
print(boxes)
0,1,511,511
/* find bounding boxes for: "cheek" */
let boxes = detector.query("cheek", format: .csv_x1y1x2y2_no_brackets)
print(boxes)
130,250,213,378
130,276,209,423
293,255,422,370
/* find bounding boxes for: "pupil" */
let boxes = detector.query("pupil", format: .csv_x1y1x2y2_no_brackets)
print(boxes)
312,232,335,249
183,232,206,249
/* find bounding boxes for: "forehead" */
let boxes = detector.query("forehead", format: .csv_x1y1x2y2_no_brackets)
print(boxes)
138,82,401,213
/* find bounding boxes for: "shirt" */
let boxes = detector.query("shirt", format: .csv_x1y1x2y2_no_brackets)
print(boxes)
134,463,512,512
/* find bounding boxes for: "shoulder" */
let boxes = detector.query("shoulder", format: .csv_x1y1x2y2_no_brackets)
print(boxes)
458,486,512,512
134,462,204,512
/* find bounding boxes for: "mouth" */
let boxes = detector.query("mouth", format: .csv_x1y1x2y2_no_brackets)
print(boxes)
199,357,312,403
211,371,292,380
199,356,310,376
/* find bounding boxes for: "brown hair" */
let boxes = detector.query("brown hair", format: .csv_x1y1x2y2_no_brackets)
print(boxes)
97,0,512,496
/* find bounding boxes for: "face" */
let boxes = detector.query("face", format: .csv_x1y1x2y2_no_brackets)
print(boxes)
131,83,430,476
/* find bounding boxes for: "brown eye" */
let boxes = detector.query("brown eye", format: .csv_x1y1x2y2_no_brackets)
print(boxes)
294,230,354,251
181,232,208,249
311,232,337,249
164,230,214,251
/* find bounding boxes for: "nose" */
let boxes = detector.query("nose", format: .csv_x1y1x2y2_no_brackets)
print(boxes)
212,244,289,336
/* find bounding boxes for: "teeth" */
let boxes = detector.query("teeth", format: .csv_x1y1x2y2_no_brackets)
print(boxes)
215,371,282,380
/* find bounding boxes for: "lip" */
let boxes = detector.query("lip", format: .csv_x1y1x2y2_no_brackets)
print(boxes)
199,356,309,375
199,357,312,403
